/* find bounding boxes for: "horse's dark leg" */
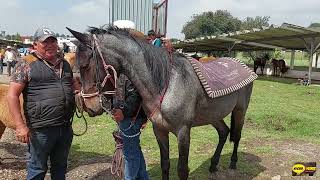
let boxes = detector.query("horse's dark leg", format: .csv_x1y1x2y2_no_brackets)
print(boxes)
253,61,258,73
0,121,6,140
177,125,191,180
153,126,170,180
273,66,276,76
229,110,245,169
260,65,264,75
209,120,229,173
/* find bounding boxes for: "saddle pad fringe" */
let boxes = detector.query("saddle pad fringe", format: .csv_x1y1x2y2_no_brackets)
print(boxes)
185,54,258,98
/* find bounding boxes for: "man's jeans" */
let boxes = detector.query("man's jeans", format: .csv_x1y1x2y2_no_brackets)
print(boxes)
27,125,73,180
119,117,149,180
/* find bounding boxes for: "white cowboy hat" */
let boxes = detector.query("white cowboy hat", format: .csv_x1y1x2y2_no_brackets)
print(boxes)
6,46,12,49
113,20,136,29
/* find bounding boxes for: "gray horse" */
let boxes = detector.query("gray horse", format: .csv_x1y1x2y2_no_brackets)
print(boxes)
68,26,255,180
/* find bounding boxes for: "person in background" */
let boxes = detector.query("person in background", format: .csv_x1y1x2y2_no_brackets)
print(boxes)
4,46,18,76
7,27,75,180
13,43,21,57
62,42,70,53
147,29,162,47
0,48,5,74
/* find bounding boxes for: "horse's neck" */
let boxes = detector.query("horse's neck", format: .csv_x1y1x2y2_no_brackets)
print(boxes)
122,58,164,112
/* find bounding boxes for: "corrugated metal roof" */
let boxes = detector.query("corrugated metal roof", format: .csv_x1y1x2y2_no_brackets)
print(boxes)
174,36,278,52
173,23,320,52
0,38,31,48
229,23,320,50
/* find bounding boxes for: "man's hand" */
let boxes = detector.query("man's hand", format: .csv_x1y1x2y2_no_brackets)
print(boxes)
112,108,124,122
15,124,30,143
72,76,81,94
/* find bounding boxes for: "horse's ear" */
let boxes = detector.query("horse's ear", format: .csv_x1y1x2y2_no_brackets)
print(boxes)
66,27,90,45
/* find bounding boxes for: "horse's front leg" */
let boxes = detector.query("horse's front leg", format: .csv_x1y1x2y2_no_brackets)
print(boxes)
153,125,170,180
177,125,191,180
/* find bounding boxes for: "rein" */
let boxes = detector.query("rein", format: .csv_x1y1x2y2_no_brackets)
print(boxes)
71,94,88,136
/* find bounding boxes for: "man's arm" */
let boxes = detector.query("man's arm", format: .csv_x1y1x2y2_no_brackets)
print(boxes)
7,82,30,143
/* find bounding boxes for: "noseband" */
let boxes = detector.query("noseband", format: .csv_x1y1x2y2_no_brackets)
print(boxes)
80,34,118,112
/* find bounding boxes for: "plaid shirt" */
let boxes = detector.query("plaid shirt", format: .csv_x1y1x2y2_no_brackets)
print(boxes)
10,53,63,84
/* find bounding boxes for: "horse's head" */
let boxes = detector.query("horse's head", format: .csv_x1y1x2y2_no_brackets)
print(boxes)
68,29,119,116
67,27,145,116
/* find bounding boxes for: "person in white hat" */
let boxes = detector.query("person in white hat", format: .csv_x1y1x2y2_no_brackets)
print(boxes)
4,45,18,76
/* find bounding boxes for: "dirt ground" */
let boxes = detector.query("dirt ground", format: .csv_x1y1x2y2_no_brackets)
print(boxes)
0,128,319,180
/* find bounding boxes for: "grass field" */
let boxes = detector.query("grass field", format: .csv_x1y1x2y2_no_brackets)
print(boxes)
70,76,320,179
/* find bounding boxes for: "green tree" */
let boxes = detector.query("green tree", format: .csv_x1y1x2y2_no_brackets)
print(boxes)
182,10,242,39
309,23,320,29
5,35,11,40
241,16,270,30
14,33,22,41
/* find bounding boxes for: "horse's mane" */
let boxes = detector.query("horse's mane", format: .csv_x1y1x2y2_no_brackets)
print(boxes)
87,26,188,94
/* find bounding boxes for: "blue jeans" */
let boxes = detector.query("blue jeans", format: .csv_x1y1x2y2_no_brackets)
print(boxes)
119,117,149,180
27,125,73,180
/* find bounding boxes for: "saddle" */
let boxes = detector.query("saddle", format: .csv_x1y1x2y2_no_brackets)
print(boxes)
186,56,258,98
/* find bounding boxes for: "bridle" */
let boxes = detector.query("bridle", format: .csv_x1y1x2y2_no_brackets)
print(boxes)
79,34,118,112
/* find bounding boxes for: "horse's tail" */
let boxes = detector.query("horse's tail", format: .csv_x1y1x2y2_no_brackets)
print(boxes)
230,111,236,142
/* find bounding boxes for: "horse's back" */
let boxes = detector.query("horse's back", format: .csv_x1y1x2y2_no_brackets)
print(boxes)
64,53,76,69
0,84,17,129
199,56,216,63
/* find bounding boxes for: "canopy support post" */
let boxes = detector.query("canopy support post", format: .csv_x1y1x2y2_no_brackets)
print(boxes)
290,50,295,70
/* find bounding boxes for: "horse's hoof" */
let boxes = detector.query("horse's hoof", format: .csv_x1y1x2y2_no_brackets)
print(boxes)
209,166,218,173
228,169,237,176
208,171,226,180
229,163,237,170
208,171,218,180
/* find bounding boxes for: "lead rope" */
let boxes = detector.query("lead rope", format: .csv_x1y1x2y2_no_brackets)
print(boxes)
111,103,142,178
111,130,124,179
71,93,88,136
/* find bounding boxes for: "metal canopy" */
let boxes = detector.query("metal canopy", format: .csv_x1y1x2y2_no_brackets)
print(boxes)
228,23,320,50
173,23,320,83
173,23,320,51
228,23,320,83
0,39,31,48
173,34,279,52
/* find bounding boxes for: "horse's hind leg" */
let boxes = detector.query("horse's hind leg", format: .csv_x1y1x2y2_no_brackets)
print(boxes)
253,65,258,74
209,120,229,173
229,110,245,169
0,121,6,164
0,121,6,140
177,125,191,180
153,126,170,180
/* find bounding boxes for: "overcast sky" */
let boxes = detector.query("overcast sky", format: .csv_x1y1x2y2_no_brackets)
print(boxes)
1,0,320,39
